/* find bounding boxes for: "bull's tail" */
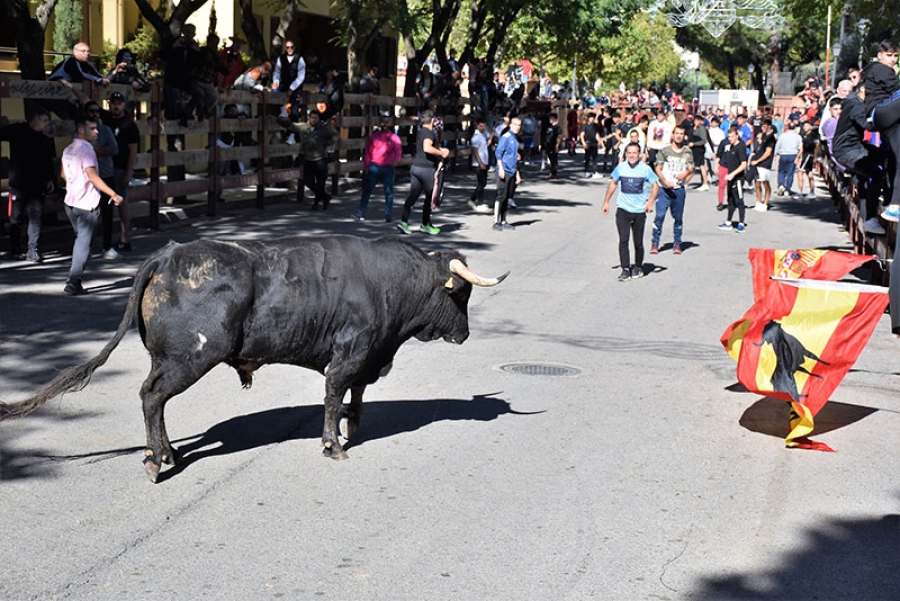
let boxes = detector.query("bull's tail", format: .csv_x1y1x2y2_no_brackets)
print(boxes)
0,255,162,421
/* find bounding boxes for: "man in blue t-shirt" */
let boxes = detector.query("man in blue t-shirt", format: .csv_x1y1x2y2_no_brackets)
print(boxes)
602,142,660,281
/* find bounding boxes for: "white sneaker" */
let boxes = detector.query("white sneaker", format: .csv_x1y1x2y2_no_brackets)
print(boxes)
508,198,517,208
103,248,122,260
864,217,886,234
698,184,710,191
754,203,768,212
474,204,493,214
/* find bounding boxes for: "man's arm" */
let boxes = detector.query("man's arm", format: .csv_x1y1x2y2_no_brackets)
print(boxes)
84,166,123,204
601,179,618,214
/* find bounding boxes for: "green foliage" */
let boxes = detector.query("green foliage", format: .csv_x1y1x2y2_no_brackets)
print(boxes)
598,13,683,90
52,0,82,54
126,17,162,74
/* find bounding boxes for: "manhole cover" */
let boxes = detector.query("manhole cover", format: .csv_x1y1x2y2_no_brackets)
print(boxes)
499,363,581,377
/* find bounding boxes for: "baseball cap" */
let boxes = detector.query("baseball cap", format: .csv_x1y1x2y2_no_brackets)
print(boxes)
110,91,126,102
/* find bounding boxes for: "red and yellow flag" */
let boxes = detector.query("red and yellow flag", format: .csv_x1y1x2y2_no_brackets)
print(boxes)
724,277,888,451
723,249,876,362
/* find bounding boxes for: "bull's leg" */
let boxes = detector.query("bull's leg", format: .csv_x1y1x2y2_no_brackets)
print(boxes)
340,386,366,442
140,370,177,483
322,386,349,459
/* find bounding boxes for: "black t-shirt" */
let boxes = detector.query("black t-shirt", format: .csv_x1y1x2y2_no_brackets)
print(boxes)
413,126,438,168
580,122,599,146
801,131,817,155
0,122,56,194
544,123,560,150
718,139,747,172
105,115,140,170
754,133,776,169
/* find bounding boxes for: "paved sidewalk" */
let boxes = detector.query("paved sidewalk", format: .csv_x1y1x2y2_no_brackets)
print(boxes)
2,154,898,599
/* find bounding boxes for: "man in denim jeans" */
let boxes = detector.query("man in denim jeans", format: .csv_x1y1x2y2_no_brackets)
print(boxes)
60,118,123,295
352,115,402,222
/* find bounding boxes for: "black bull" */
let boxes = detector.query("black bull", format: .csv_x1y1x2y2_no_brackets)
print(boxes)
0,235,508,482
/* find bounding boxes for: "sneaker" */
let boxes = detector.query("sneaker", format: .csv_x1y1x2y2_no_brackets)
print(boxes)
754,202,768,212
631,265,644,279
881,206,900,223
63,279,85,296
508,198,517,208
468,199,478,210
103,248,122,260
546,174,556,180
396,221,412,234
804,192,816,199
717,221,734,231
617,268,631,282
501,221,515,230
650,243,659,255
492,222,503,231
716,203,727,211
350,212,365,221
673,244,682,255
698,184,710,191
735,223,747,233
25,249,43,263
475,204,493,214
420,223,440,235
585,172,593,179
114,241,132,252
777,185,785,196
864,217,886,234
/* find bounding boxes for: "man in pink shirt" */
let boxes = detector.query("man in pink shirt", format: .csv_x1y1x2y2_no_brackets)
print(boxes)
61,118,123,295
351,114,403,222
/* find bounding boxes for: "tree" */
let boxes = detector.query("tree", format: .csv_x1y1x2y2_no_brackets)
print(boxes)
599,13,683,91
4,0,61,80
133,0,211,49
51,0,82,54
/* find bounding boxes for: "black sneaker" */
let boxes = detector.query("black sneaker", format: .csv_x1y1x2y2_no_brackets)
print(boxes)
617,268,631,282
631,265,644,279
492,223,503,231
64,279,85,296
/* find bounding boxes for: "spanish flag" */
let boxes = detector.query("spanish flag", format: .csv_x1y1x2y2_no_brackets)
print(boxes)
724,278,888,451
723,249,876,362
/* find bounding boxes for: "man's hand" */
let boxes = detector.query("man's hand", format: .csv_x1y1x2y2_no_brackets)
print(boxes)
111,193,124,206
602,201,610,215
440,147,450,159
497,165,505,180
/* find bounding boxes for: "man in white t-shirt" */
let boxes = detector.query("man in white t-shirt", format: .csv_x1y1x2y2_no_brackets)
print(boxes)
646,110,673,167
61,118,123,295
469,118,493,213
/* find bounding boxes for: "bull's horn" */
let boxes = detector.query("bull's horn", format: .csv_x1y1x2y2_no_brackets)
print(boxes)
449,259,509,287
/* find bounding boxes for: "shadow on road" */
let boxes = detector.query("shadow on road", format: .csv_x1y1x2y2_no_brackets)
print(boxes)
694,511,900,599
156,392,539,482
738,397,878,439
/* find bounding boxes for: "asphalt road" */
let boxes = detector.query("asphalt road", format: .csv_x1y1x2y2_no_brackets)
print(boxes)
2,154,898,600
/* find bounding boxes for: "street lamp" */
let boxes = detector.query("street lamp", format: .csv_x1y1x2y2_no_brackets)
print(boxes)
694,67,701,107
747,63,755,90
832,43,842,87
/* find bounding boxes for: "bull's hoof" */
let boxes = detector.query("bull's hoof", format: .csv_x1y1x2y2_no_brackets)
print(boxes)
160,447,180,466
322,446,349,460
143,457,161,483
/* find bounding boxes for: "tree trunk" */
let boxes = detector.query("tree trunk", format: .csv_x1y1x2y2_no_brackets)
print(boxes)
5,0,60,80
270,0,300,62
238,0,268,64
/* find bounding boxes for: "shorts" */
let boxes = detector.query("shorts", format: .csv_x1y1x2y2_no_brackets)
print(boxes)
691,146,705,166
798,154,814,172
755,167,771,182
522,136,535,148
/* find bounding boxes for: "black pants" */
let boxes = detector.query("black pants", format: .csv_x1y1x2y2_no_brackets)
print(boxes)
726,178,745,224
584,144,597,173
547,149,558,176
402,165,436,225
471,167,488,203
873,92,900,205
846,148,887,221
495,174,516,223
7,187,44,254
615,208,646,269
304,159,329,205
98,176,116,251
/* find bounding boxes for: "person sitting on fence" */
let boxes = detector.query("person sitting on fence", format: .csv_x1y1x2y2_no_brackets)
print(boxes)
161,24,204,125
106,48,151,93
832,83,889,236
315,66,345,121
277,108,339,210
216,103,246,177
47,42,109,119
194,33,228,120
862,39,900,222
218,36,246,88
416,64,435,111
232,61,273,120
272,40,307,120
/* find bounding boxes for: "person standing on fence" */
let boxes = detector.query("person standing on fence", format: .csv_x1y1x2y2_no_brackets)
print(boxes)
106,91,138,251
278,110,339,210
468,118,493,211
862,40,900,222
218,36,246,89
0,109,56,263
161,24,204,125
397,110,449,235
272,40,307,121
351,114,402,222
61,118,123,296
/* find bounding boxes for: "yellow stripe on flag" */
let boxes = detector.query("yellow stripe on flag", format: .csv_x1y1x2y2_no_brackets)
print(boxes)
787,401,815,446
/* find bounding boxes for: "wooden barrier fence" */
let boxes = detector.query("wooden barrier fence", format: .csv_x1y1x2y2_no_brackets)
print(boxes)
0,78,475,229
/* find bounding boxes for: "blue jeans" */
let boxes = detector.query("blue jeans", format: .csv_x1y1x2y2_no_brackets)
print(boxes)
357,164,395,219
65,204,100,280
777,155,796,192
652,186,686,245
